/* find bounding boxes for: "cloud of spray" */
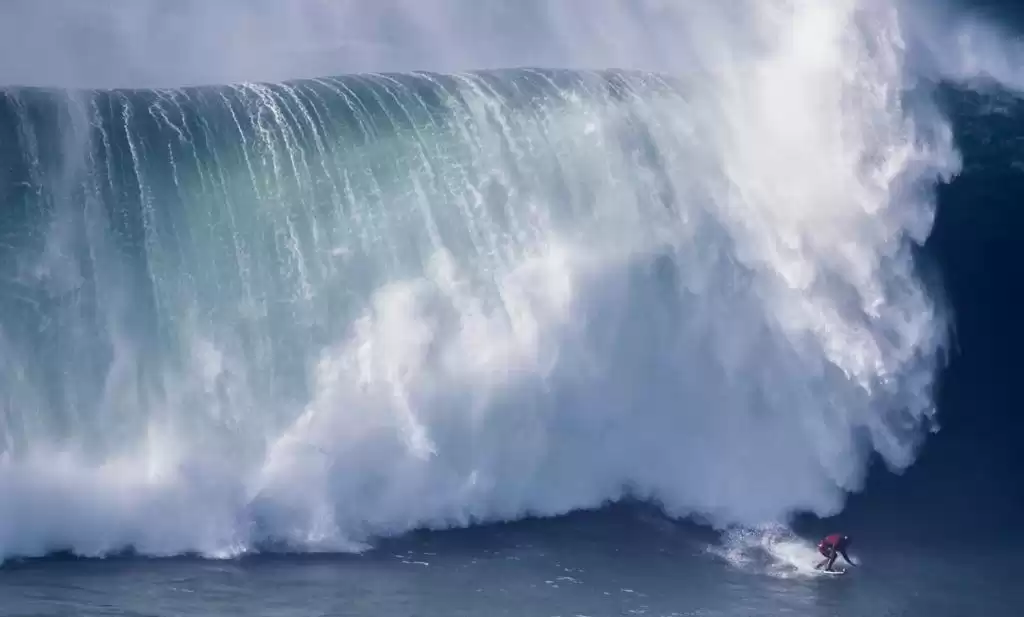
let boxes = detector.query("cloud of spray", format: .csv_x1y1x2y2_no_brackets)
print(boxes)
0,0,980,89
0,0,1019,559
898,2,1024,93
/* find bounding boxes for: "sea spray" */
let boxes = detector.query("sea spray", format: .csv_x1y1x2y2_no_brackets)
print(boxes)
0,0,995,559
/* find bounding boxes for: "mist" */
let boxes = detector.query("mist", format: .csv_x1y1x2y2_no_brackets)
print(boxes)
2,1,1017,90
0,1,849,88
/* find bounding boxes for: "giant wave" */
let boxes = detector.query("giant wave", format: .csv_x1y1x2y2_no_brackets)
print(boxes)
0,0,1014,561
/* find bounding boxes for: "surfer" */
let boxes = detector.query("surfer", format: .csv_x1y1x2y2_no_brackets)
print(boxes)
815,534,854,572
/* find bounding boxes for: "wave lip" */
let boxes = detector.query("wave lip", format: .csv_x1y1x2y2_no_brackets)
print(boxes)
0,1,982,561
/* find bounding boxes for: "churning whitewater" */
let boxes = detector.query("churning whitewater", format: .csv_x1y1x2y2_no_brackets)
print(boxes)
0,3,963,560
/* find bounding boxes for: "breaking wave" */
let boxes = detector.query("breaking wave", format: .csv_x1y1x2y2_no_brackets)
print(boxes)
0,0,1018,560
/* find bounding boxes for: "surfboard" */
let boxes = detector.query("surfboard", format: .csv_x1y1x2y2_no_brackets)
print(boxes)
819,569,845,575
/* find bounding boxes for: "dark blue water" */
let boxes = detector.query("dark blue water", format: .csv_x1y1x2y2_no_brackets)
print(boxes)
0,507,1020,616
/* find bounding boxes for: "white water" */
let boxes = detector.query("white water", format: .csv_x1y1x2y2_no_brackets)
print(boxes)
0,0,1019,560
711,525,858,579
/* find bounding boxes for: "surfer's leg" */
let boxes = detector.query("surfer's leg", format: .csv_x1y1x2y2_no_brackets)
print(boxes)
815,545,829,569
825,549,837,571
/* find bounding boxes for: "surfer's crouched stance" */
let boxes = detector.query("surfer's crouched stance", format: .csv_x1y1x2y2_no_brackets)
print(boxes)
815,534,854,572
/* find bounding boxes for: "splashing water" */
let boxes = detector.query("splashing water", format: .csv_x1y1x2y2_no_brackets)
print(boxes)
711,525,853,579
3,0,1019,561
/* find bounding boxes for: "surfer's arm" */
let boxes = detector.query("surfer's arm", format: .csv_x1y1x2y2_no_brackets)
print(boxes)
838,550,854,565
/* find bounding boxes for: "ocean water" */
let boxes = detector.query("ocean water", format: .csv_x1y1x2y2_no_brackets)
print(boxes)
1,1,1023,615
0,508,1021,616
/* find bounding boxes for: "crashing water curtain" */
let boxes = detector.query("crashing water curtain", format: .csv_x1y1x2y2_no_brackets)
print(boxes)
0,66,955,558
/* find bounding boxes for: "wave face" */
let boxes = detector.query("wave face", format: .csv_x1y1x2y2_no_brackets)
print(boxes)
0,3,972,559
